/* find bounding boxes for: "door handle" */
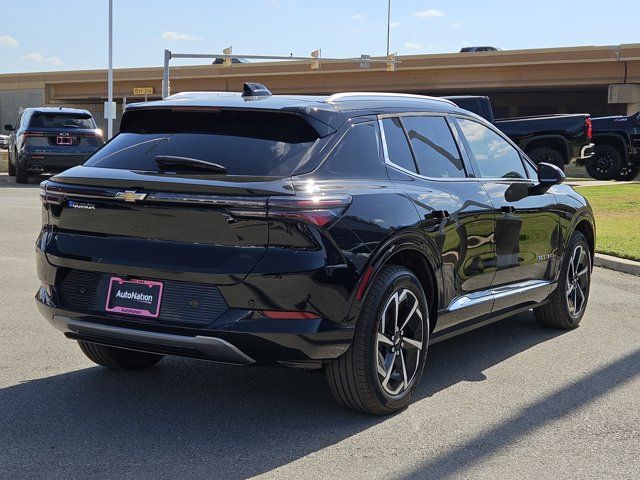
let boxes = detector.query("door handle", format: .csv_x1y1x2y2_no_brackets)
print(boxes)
427,210,450,220
501,206,516,214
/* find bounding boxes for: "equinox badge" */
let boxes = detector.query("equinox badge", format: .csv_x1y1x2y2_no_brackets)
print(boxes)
116,191,147,202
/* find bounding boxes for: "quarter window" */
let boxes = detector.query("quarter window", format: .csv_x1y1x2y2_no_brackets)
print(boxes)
523,156,537,179
318,121,386,179
456,118,527,179
401,116,466,178
381,117,417,173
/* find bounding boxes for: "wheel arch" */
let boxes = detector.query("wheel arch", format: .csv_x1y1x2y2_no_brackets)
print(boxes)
573,219,595,267
346,230,442,332
565,214,596,269
592,134,628,161
522,135,570,164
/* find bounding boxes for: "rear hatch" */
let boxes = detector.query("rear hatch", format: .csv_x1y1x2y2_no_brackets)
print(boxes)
41,108,327,286
26,111,102,156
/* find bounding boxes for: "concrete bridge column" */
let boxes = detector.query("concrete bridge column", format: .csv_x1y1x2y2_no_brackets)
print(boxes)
625,102,640,115
608,84,640,115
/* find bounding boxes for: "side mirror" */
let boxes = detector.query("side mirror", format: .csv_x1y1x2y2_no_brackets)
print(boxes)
4,124,14,131
537,162,565,187
504,163,565,201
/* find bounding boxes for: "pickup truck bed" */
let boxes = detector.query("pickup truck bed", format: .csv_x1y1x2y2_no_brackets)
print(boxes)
495,114,594,166
445,96,594,170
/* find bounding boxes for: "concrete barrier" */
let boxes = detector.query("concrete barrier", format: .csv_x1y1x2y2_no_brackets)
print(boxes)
0,150,7,174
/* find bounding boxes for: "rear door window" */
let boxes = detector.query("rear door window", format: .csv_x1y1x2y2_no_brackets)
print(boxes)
401,115,466,178
17,112,27,129
84,109,321,177
381,117,417,173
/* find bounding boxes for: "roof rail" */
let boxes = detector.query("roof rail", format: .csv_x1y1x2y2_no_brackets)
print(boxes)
166,91,241,99
326,92,456,106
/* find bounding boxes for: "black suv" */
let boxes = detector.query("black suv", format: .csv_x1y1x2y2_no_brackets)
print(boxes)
36,85,595,414
5,107,103,183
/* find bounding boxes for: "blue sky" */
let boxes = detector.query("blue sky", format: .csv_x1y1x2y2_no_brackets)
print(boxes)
0,0,638,74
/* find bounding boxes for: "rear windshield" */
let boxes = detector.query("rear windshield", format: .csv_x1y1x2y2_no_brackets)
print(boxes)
84,109,321,177
29,113,95,129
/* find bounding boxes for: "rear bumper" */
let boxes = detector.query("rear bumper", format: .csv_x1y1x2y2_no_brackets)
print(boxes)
51,314,256,365
579,143,595,160
20,153,89,172
36,285,354,367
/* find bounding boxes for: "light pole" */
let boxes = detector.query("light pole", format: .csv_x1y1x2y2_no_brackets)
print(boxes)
386,0,391,56
107,0,113,139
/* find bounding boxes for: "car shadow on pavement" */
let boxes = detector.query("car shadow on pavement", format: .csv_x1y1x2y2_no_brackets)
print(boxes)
402,346,640,479
0,173,48,188
0,312,617,479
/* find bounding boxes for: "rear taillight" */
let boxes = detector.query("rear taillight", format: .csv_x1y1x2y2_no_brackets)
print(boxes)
267,194,352,228
24,132,45,146
585,117,592,140
78,131,103,139
39,181,63,205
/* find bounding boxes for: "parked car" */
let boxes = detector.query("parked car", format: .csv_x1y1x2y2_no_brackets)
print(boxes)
4,107,103,183
212,57,248,64
0,134,8,149
445,95,594,170
36,85,595,415
584,111,640,180
460,46,502,53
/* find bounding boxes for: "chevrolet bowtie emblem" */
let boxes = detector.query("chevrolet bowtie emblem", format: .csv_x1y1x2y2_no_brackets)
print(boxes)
116,190,147,202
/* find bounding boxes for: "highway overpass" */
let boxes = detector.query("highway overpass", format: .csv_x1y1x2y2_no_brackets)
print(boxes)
1,43,639,133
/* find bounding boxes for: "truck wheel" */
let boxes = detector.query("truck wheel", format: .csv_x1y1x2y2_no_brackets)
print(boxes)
616,167,639,181
528,146,565,171
7,156,15,176
14,160,28,184
586,145,623,180
533,232,591,329
78,341,164,370
326,265,429,415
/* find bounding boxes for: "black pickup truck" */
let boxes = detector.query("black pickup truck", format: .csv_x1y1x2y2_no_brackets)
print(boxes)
4,107,103,183
445,96,594,170
584,111,640,180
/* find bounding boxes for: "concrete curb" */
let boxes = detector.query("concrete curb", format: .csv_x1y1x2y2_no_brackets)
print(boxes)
594,253,640,276
569,180,640,187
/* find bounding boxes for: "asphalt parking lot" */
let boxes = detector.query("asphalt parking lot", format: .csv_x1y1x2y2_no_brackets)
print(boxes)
1,173,639,480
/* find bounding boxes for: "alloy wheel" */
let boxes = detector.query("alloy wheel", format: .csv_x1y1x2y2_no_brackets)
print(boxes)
376,288,425,396
594,151,614,175
566,245,590,317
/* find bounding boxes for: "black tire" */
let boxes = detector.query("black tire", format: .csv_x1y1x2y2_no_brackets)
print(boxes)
78,341,163,370
14,155,28,184
326,265,429,415
616,166,639,181
7,155,15,176
528,146,565,171
534,232,591,329
585,144,623,180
